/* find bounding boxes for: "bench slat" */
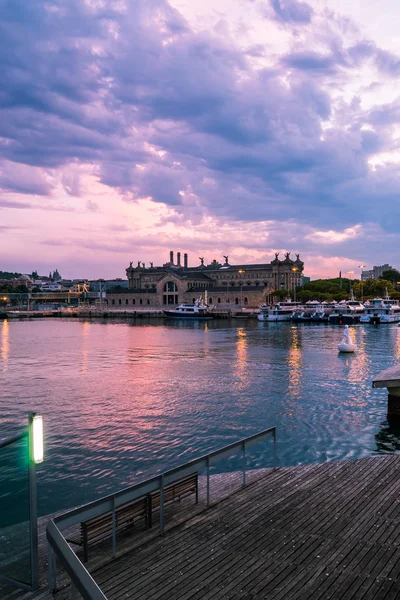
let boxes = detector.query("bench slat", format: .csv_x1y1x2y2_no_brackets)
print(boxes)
79,473,198,561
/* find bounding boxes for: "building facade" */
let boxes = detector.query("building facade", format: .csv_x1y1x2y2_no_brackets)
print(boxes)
107,251,304,309
361,264,393,280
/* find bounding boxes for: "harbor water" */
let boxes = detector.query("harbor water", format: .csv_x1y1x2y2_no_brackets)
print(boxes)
1,318,400,525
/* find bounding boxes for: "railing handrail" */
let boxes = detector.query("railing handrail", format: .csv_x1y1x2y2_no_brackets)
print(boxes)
47,426,276,599
53,426,276,530
0,431,27,449
47,521,107,600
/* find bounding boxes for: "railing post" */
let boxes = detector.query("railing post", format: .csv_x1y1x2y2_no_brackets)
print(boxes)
206,456,210,506
28,413,39,590
273,428,277,470
112,495,117,558
242,440,246,487
48,545,57,594
159,474,165,533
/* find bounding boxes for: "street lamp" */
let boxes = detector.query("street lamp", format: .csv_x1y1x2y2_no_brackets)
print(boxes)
238,269,245,306
359,265,366,301
291,267,298,302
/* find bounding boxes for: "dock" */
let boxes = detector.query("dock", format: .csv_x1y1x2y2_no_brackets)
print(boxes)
373,364,400,416
3,455,400,600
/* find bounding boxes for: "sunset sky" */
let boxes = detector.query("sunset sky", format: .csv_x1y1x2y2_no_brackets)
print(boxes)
1,0,400,279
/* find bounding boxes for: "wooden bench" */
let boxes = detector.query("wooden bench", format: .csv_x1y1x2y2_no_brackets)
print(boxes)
148,473,198,528
67,495,149,562
66,473,198,561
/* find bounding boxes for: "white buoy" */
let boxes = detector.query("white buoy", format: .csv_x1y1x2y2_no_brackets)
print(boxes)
338,325,356,353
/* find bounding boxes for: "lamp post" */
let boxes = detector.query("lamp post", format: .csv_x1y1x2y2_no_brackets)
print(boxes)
291,267,298,302
359,265,366,301
238,269,245,306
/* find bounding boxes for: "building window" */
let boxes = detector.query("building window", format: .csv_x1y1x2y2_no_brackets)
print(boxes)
164,281,178,292
163,281,178,305
140,299,143,305
218,298,221,303
244,297,248,305
112,299,115,305
235,297,239,304
132,298,135,304
227,298,230,303
209,298,212,304
119,299,122,305
147,299,150,305
126,299,129,304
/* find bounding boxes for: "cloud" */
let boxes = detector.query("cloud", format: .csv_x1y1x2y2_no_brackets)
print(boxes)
0,198,33,209
1,0,400,276
270,0,313,24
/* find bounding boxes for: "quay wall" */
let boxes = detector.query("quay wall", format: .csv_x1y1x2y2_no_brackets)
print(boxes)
2,308,259,320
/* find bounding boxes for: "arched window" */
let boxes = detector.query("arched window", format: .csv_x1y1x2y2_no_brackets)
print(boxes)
163,281,179,305
244,297,248,305
112,299,115,305
235,297,239,304
118,299,122,305
227,298,230,303
192,298,196,303
140,299,143,305
125,299,129,304
217,298,221,303
132,299,136,304
209,298,213,304
147,299,150,305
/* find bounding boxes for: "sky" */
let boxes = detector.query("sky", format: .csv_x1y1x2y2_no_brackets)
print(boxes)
1,0,400,280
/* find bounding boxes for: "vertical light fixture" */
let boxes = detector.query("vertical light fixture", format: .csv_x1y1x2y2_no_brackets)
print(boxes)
28,412,43,589
291,267,298,302
359,265,366,301
238,270,244,306
32,414,44,464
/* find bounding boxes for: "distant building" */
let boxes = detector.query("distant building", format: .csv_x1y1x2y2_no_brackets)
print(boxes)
362,264,393,280
107,251,305,308
49,269,62,282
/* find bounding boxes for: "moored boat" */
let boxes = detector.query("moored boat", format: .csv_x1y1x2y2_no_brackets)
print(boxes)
258,300,302,322
360,295,400,324
163,298,213,319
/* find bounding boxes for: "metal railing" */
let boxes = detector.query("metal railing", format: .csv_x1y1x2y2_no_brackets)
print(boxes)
47,426,276,598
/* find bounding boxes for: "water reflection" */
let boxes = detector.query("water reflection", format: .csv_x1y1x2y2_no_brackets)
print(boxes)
234,328,248,390
287,326,302,399
81,321,90,373
1,319,9,372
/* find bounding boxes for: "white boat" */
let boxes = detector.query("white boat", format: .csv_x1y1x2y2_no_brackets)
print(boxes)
258,300,302,322
328,292,365,324
360,295,400,324
163,298,213,320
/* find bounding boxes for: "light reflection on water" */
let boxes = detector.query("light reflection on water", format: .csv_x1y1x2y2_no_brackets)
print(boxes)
0,318,400,521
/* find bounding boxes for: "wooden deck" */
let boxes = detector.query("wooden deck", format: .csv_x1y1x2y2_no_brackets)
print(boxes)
4,455,400,599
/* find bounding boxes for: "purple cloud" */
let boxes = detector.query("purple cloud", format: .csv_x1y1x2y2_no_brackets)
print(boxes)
0,0,400,253
270,0,313,24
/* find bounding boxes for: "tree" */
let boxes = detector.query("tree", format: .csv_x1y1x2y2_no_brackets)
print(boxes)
380,269,400,284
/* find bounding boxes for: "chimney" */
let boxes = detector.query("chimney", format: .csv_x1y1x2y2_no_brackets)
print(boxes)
170,250,174,265
184,253,188,268
177,252,181,267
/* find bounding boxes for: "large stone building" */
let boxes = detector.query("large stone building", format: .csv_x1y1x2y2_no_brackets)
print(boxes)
107,251,304,309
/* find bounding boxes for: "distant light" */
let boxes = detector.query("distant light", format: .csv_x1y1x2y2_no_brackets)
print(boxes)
32,415,44,464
